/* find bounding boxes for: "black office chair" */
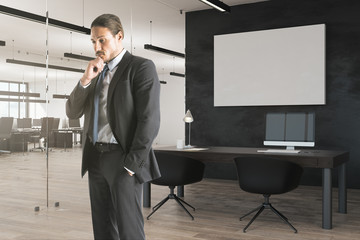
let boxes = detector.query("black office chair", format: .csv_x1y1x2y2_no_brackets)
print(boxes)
30,117,55,151
32,118,42,128
0,117,14,154
147,152,205,220
50,118,60,147
68,118,81,128
16,118,32,129
234,156,303,233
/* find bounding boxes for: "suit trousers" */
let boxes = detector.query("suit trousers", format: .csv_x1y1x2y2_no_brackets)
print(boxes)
88,147,145,240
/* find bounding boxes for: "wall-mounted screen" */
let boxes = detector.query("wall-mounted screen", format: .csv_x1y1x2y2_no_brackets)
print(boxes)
214,24,325,106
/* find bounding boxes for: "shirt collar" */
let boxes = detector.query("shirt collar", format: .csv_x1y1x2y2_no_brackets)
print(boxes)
107,48,127,72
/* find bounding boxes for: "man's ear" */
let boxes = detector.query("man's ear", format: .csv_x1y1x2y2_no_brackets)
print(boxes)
118,31,123,40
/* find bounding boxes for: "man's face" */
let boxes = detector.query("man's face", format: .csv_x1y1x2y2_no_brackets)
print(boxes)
91,26,123,63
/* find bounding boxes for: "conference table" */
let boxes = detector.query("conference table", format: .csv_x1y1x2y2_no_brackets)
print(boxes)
144,145,349,230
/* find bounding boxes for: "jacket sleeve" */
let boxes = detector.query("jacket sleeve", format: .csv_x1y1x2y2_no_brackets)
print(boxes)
66,81,93,120
123,59,161,175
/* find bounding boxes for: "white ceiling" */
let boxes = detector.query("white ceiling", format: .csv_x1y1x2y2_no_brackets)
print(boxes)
0,0,264,83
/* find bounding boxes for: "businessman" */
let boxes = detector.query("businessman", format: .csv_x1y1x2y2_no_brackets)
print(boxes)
66,14,161,240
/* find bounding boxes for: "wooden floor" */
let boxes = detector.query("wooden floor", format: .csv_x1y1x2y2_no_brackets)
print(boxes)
1,147,360,240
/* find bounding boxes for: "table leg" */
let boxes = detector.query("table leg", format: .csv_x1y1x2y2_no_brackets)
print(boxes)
338,163,347,213
177,185,184,197
143,182,151,208
322,168,332,229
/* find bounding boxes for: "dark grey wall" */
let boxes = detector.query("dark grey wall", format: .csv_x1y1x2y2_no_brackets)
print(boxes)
185,0,360,188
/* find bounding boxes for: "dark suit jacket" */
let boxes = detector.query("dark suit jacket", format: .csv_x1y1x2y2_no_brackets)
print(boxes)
66,51,161,183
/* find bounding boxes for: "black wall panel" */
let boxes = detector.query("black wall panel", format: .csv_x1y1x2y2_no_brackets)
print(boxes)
185,0,360,188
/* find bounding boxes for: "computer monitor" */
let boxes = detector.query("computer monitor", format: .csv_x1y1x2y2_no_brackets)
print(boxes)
69,118,81,128
17,118,32,128
32,119,42,127
264,112,315,150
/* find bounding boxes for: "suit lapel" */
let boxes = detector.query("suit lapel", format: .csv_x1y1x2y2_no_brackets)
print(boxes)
106,51,133,150
107,51,133,103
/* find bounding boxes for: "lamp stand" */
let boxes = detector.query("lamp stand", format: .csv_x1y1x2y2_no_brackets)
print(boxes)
184,122,193,148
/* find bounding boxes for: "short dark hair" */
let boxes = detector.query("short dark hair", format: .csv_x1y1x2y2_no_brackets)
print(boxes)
91,14,124,38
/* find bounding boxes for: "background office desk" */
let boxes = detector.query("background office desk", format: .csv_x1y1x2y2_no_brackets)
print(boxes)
145,146,349,230
53,128,83,148
53,130,73,148
10,129,40,152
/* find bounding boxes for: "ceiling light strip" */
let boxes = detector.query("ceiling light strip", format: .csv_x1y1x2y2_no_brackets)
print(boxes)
64,52,94,61
199,0,231,13
0,91,40,97
170,72,185,78
6,59,85,73
53,94,69,99
0,98,47,103
0,5,90,34
144,44,185,58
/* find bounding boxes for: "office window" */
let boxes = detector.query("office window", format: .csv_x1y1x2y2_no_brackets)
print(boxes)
10,102,18,117
0,82,7,91
19,102,26,118
9,82,18,91
0,80,29,118
0,102,7,117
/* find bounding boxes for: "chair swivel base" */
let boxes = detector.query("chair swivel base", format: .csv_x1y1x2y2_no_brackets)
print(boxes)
240,194,298,233
147,192,196,220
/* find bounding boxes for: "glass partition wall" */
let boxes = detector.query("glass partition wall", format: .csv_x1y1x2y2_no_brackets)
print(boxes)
0,1,89,222
0,0,186,237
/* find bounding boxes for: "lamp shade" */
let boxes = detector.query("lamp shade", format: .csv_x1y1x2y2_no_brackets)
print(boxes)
183,110,194,123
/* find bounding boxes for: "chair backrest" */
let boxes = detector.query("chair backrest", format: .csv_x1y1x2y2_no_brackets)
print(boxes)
152,152,205,187
52,118,60,130
69,118,80,128
17,118,32,128
32,118,42,127
0,117,14,138
40,117,55,137
234,156,303,195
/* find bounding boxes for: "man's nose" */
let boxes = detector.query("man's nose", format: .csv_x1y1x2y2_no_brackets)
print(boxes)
94,42,101,51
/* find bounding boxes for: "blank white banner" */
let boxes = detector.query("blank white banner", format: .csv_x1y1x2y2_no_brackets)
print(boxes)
214,24,325,107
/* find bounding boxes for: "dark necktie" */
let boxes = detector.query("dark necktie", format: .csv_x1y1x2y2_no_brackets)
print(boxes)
93,65,109,144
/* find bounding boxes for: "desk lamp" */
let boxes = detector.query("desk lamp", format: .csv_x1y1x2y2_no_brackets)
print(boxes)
183,109,194,148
